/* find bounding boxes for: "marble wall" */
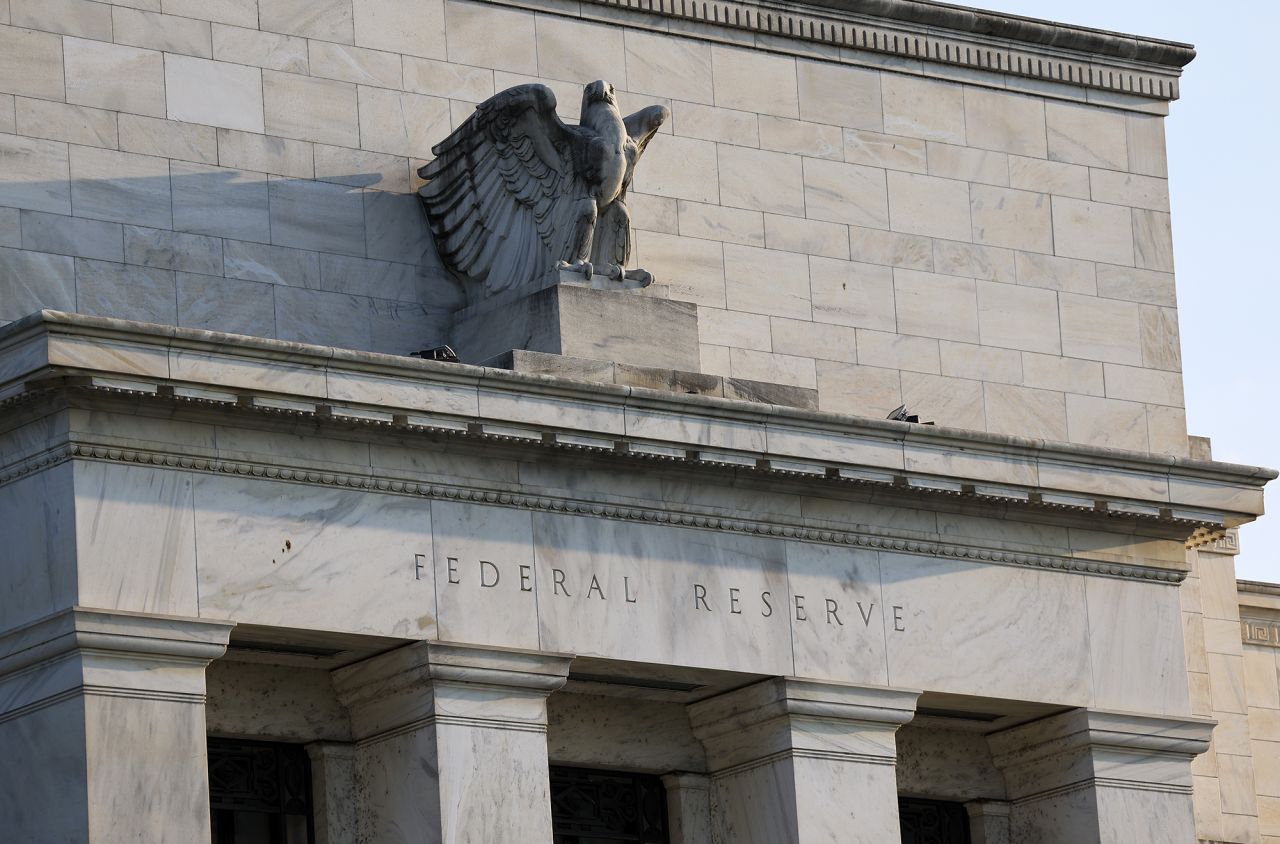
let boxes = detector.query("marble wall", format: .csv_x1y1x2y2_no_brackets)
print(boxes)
164,464,1190,715
1183,539,1265,842
1180,537,1280,844
0,0,1189,454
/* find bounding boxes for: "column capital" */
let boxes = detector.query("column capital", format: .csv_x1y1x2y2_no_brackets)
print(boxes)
687,678,919,773
0,606,232,716
331,641,573,741
0,608,231,842
987,707,1214,801
688,678,919,742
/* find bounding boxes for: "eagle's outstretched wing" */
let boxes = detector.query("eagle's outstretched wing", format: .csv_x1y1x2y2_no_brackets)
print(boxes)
418,85,585,295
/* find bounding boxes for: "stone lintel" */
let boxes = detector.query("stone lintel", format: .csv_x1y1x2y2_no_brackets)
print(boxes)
331,641,573,741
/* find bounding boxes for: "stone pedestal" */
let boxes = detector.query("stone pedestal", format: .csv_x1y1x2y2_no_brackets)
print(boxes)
448,275,699,371
0,607,232,842
332,642,573,844
988,708,1214,843
688,679,920,843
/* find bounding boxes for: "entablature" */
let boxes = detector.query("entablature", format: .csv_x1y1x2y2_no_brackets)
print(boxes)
0,312,1272,574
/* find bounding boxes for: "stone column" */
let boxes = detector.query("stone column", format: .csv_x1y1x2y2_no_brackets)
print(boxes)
688,678,920,843
964,799,1011,844
307,741,358,844
662,771,713,844
0,607,232,842
987,708,1214,843
331,641,572,844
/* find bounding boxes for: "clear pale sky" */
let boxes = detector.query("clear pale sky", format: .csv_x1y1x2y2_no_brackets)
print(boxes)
992,1,1280,582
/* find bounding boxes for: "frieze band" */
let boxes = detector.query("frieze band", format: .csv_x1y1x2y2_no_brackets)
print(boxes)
1242,617,1280,649
21,439,1184,584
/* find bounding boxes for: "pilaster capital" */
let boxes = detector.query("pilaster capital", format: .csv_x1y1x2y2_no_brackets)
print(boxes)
688,678,919,741
0,606,233,717
687,678,919,773
331,641,573,741
987,708,1214,800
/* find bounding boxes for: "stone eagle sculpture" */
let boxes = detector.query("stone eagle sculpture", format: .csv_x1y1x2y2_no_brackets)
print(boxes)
418,80,669,297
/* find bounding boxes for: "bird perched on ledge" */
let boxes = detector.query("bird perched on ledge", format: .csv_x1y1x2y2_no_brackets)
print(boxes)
418,81,670,299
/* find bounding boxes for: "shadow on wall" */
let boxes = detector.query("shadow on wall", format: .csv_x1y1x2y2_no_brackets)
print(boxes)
0,166,468,357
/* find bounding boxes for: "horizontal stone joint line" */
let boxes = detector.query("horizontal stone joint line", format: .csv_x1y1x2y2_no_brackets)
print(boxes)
1012,776,1193,805
356,715,548,746
80,685,206,705
0,684,204,722
711,748,896,778
0,687,82,725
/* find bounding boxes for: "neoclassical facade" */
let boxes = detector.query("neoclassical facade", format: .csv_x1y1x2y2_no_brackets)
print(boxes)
0,0,1276,842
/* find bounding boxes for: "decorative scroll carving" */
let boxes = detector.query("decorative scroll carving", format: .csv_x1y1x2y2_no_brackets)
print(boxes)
419,82,669,299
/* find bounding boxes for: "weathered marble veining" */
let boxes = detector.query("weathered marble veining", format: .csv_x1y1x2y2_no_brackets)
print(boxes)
206,660,351,742
0,464,76,630
548,692,706,772
432,499,540,649
532,512,793,674
880,551,1094,705
1085,576,1191,715
332,642,570,844
786,542,888,685
193,475,436,637
74,461,199,616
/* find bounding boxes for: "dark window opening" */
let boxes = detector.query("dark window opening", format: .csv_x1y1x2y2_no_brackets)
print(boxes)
550,765,669,844
208,738,314,844
898,796,972,844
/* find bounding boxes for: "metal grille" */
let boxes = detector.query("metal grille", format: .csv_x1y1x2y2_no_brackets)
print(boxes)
898,797,971,844
550,766,669,844
208,738,314,844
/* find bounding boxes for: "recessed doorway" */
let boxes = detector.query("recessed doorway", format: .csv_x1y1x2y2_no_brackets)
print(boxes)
550,765,669,844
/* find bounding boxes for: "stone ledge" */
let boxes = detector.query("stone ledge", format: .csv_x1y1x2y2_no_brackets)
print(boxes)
488,348,819,410
0,311,1272,529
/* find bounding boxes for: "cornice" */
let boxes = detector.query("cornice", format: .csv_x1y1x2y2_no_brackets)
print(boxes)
0,311,1272,572
1,310,1271,495
801,0,1194,67
566,0,1189,101
1238,579,1280,598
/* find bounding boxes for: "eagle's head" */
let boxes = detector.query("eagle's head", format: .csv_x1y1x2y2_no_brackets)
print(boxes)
581,80,618,111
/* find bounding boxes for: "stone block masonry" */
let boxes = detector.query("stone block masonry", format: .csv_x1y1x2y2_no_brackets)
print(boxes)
0,0,1189,455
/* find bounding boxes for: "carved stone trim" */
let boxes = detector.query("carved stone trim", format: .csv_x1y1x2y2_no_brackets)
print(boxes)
1241,617,1280,649
569,0,1185,100
19,440,1183,584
